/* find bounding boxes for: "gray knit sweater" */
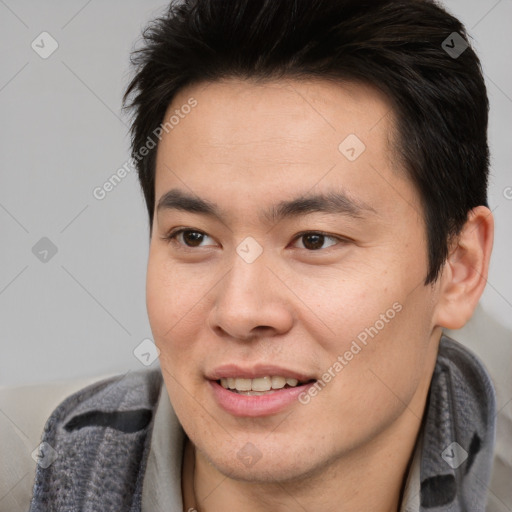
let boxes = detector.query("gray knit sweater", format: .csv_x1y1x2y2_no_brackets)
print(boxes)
29,335,496,511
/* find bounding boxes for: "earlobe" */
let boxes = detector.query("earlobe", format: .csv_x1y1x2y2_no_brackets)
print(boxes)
433,206,494,330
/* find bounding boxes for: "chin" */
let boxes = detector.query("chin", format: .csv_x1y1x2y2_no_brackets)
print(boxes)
216,461,312,485
199,441,326,485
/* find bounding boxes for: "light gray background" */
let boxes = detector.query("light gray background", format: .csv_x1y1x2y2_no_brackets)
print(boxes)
0,0,511,387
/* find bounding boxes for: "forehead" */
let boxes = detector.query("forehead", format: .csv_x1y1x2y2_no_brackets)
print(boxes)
153,77,419,222
165,76,395,150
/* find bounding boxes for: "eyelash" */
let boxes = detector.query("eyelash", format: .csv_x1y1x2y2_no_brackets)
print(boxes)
160,228,349,252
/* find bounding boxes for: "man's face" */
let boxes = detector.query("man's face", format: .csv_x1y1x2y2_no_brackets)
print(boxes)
147,78,442,482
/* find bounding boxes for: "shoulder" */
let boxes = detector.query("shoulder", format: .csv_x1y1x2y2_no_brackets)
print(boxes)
39,369,162,433
444,308,512,511
0,371,151,512
437,334,496,407
417,334,497,510
28,369,163,511
435,333,496,449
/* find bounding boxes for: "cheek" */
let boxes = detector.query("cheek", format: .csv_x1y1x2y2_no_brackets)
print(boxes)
288,267,400,347
146,249,193,330
146,253,188,350
330,293,434,420
146,257,173,338
297,268,431,399
146,251,213,370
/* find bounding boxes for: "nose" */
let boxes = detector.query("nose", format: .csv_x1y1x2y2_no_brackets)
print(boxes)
208,245,294,341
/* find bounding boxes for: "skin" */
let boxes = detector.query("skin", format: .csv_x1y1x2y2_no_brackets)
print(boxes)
146,77,494,511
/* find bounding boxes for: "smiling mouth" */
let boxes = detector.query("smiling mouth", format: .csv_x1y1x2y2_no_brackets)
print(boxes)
216,376,316,395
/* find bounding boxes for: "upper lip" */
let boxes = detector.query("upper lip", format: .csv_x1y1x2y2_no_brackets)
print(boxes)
207,364,316,382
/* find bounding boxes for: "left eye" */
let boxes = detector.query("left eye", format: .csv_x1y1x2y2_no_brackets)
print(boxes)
292,232,341,251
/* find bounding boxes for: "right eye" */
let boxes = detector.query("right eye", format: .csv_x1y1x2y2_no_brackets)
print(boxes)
161,228,218,249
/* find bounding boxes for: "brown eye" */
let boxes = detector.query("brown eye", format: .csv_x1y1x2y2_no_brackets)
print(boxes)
302,233,325,250
181,230,205,247
294,232,340,251
163,228,216,248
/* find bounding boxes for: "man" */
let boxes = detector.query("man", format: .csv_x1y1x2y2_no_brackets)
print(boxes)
25,0,498,510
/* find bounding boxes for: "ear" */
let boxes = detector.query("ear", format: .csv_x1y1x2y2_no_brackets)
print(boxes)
433,206,494,330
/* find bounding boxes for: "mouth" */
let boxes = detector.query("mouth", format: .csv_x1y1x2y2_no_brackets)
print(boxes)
207,364,318,416
216,376,317,395
208,374,317,416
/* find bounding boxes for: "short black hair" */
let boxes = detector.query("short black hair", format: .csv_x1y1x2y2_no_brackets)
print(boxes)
122,0,489,284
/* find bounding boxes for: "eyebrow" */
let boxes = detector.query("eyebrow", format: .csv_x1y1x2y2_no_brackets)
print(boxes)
156,187,377,224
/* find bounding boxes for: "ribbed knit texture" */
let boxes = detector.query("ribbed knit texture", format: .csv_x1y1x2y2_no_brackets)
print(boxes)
419,338,496,510
29,369,162,512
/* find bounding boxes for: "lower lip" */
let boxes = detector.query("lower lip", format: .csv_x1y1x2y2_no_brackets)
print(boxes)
208,380,316,417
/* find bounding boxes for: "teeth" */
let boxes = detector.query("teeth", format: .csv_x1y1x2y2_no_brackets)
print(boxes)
251,376,272,391
271,376,286,389
219,376,304,392
235,378,252,391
